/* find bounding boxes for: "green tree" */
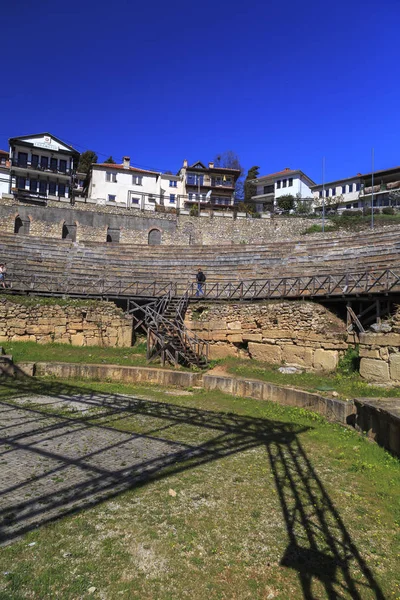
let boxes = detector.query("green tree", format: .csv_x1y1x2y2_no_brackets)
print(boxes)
77,150,98,175
244,166,260,203
277,194,295,212
104,156,116,164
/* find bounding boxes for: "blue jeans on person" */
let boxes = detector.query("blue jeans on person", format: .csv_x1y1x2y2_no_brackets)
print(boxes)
196,282,203,296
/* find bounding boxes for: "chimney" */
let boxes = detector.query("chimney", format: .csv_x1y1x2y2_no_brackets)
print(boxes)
183,159,188,168
208,161,214,169
123,156,130,169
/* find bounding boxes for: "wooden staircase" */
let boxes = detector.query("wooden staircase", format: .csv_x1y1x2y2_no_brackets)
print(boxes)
129,293,209,369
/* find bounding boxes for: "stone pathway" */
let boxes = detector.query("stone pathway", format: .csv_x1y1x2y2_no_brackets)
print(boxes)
0,393,196,545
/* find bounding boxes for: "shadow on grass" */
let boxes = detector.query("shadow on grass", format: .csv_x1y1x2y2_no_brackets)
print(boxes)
0,370,386,599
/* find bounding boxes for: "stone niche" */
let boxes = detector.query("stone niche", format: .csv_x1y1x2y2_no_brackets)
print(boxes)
185,300,347,371
0,297,133,347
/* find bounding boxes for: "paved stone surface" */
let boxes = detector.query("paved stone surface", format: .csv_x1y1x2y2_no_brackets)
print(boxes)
0,393,195,544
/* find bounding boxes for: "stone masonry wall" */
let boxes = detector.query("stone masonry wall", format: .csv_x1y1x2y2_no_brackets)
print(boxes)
185,301,347,371
359,307,400,384
0,297,133,346
0,194,326,245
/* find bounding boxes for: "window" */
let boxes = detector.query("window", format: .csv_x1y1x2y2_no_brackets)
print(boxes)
49,181,56,195
276,180,281,189
353,202,359,208
319,190,323,198
263,185,274,194
39,180,47,195
188,193,194,201
50,157,58,171
348,183,354,193
288,178,293,186
18,152,28,167
106,172,117,182
108,194,116,202
29,179,38,192
331,187,336,196
17,176,26,189
131,197,140,205
31,154,39,168
41,156,49,170
132,175,143,185
356,183,361,192
282,179,287,188
169,194,176,203
59,159,67,173
58,183,66,197
342,185,346,194
186,174,203,186
169,180,177,187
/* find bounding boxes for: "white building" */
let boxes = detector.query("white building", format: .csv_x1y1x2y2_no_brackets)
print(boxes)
0,150,10,198
311,166,400,212
88,157,184,211
8,133,80,202
251,168,315,212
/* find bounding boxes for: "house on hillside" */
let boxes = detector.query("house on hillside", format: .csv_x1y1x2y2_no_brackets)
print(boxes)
178,159,241,210
0,150,10,198
8,133,80,202
311,166,400,212
251,168,315,213
88,157,184,211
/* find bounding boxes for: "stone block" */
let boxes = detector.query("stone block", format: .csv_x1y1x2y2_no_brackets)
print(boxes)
242,333,262,342
70,332,85,346
359,332,400,347
389,354,400,381
282,344,314,368
313,349,339,372
227,334,243,343
227,321,242,330
360,358,390,383
359,347,380,359
209,345,238,359
248,342,282,364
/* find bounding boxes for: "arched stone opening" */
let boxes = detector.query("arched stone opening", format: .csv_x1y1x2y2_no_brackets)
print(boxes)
148,228,161,245
62,222,77,241
14,215,30,235
106,227,120,243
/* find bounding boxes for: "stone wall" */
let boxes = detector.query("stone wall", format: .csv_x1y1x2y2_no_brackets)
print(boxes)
0,297,133,346
185,300,347,371
0,194,327,245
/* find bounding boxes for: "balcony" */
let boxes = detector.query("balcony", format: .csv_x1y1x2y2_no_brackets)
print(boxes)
210,178,234,188
11,159,71,177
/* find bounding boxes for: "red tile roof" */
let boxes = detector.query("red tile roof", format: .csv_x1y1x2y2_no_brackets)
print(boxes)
93,163,159,175
0,149,9,156
259,168,296,178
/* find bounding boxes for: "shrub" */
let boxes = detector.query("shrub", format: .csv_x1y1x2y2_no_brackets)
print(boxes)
341,210,363,218
382,206,395,215
189,205,199,217
364,207,380,216
338,345,360,375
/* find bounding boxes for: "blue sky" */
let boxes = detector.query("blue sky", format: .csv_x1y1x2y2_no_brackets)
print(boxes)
1,0,399,183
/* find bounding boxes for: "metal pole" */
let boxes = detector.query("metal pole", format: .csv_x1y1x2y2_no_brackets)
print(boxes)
197,175,200,217
371,147,374,229
322,156,325,233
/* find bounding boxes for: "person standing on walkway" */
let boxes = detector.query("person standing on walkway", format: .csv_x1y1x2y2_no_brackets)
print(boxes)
196,268,206,297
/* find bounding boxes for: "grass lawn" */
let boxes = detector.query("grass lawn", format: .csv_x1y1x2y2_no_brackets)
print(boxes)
1,340,149,368
0,376,399,599
223,357,400,400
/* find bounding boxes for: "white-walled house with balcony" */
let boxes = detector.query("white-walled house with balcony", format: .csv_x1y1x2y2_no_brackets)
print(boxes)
251,168,315,212
0,149,10,198
8,133,79,202
88,157,185,211
311,166,400,212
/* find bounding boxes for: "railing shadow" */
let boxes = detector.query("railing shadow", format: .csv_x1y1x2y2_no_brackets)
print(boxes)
0,372,387,598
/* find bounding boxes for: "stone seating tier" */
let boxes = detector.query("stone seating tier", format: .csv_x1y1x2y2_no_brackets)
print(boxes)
0,229,399,293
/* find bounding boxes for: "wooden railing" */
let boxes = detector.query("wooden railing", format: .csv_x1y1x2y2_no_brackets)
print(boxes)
2,268,400,301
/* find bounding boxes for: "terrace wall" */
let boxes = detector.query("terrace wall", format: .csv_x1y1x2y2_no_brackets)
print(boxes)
0,298,133,346
185,301,348,370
